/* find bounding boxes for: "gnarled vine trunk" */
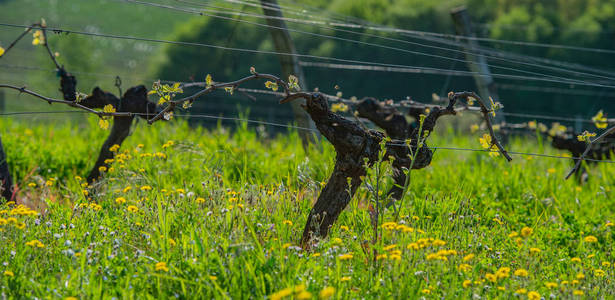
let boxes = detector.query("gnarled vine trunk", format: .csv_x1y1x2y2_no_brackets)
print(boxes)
300,94,455,247
60,69,158,183
0,135,13,202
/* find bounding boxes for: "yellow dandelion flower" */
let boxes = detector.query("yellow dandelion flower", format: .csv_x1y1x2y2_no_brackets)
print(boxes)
527,291,540,300
389,254,402,261
311,253,321,257
126,205,139,213
529,247,541,255
594,269,605,277
462,279,472,288
340,225,349,231
521,227,533,238
154,262,169,272
514,269,529,277
115,197,126,205
458,264,471,272
376,254,388,260
576,273,585,280
340,276,351,282
515,288,527,294
584,235,598,243
25,239,45,248
571,257,581,263
601,261,610,267
496,267,511,279
282,220,293,226
383,244,398,251
296,291,312,300
3,270,14,277
270,287,292,300
485,273,497,283
432,239,446,247
573,290,584,296
338,253,353,260
545,282,558,289
463,254,475,262
319,286,335,299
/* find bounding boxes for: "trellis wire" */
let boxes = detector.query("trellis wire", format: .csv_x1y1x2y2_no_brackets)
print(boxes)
0,109,613,164
180,0,615,82
1,62,611,126
120,0,615,85
1,22,615,89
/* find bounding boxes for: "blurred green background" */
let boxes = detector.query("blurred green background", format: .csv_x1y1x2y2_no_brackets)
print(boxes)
0,0,614,130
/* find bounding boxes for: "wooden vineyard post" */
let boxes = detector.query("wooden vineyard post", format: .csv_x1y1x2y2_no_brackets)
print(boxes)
451,7,504,125
260,0,318,150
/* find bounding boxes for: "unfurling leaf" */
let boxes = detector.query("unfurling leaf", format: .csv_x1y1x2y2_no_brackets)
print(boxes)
171,82,183,93
205,74,213,88
548,123,567,137
163,111,174,120
265,81,278,92
288,75,299,90
577,131,596,142
592,110,608,129
74,92,88,103
488,96,502,117
158,94,170,105
182,100,193,109
330,103,348,113
249,66,256,74
0,47,5,57
224,86,234,95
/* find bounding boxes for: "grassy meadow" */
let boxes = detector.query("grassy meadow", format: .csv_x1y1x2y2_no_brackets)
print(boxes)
0,116,614,299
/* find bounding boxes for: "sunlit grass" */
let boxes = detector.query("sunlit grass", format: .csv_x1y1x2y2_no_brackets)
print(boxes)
0,117,614,298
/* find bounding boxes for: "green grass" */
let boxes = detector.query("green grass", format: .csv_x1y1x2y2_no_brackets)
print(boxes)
1,116,614,299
